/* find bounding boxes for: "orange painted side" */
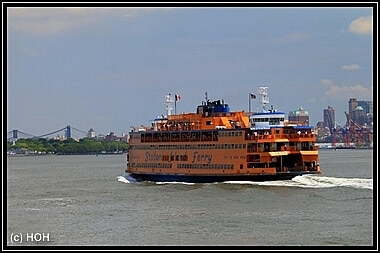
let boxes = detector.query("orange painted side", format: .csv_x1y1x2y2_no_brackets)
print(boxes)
127,118,321,176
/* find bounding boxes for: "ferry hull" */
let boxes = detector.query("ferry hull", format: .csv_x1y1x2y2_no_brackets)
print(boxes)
128,171,319,183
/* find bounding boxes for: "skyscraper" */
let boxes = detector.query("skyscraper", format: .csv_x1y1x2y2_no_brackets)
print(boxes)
323,106,335,132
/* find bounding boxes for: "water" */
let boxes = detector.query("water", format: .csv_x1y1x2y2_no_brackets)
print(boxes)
6,149,375,248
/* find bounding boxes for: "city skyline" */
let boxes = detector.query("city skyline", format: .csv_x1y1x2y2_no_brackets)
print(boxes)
6,5,375,136
7,95,373,141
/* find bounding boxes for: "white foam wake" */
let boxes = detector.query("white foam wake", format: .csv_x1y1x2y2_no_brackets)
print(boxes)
292,175,373,190
224,175,373,190
117,174,136,184
156,181,195,185
117,174,373,190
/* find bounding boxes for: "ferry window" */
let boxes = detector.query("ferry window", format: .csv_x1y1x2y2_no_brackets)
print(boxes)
269,118,280,125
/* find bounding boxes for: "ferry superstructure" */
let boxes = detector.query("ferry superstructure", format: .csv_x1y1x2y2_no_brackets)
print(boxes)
126,86,321,183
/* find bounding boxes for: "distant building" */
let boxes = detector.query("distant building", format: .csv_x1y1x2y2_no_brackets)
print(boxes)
348,98,373,125
352,105,367,125
105,132,117,141
348,98,358,116
316,121,324,128
88,128,96,138
97,133,106,140
323,106,335,131
288,106,309,125
358,100,373,115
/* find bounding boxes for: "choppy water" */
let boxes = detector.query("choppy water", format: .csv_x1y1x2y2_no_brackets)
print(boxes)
6,149,375,249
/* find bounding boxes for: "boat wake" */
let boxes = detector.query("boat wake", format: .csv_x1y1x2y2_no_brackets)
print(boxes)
117,174,196,185
223,175,373,190
117,174,137,184
117,174,372,190
156,181,196,185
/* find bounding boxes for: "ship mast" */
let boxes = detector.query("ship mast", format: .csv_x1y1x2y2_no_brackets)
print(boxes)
165,93,174,116
257,86,269,112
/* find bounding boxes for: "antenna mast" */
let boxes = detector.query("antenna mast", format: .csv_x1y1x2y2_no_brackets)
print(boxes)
165,93,173,116
257,86,269,112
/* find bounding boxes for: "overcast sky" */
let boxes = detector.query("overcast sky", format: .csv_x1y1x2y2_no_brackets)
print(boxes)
6,5,374,138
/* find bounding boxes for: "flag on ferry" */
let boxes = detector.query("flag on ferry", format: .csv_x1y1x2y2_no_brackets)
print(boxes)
250,93,256,99
175,94,181,101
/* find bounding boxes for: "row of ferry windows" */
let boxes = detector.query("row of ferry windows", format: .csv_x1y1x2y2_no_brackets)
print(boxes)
250,117,284,123
178,164,234,169
130,130,243,139
131,163,234,170
218,131,243,137
131,163,172,169
129,143,247,150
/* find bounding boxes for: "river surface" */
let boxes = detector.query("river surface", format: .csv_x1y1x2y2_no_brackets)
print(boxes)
6,149,374,249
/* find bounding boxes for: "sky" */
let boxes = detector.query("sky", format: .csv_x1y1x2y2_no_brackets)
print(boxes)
5,4,375,139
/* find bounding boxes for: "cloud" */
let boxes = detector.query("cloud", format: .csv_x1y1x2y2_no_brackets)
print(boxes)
348,16,372,35
7,7,160,35
321,79,334,86
322,79,371,99
341,64,360,70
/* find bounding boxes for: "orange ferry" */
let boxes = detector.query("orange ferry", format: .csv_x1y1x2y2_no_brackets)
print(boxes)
126,86,321,183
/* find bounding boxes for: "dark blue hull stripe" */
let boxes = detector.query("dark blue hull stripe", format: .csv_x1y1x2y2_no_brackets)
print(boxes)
129,172,317,183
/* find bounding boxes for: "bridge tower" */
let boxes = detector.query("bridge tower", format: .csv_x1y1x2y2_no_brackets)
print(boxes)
66,125,71,139
12,130,18,139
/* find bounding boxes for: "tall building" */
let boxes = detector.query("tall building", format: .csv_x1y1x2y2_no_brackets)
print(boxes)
358,100,373,115
348,98,358,116
288,106,309,125
352,106,367,125
348,98,373,125
323,106,335,131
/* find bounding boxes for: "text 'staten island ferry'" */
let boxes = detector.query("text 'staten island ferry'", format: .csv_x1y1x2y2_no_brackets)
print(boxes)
126,86,321,183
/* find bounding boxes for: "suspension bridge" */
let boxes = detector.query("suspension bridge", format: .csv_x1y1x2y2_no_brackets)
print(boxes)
6,125,88,141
